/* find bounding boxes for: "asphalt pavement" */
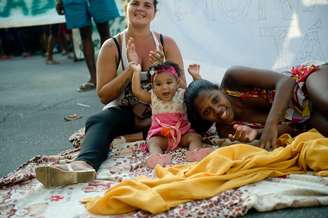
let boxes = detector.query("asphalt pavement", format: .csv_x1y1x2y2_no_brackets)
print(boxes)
0,54,102,177
0,54,327,217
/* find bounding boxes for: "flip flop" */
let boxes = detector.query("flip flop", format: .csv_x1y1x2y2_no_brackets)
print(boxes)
35,164,96,188
64,113,81,121
77,82,96,92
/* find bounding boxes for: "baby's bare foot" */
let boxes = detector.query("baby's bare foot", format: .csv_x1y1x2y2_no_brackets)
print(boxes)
186,147,214,162
146,154,172,168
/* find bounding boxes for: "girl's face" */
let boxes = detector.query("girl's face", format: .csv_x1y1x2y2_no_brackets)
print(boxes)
194,89,234,124
152,73,178,102
126,0,156,27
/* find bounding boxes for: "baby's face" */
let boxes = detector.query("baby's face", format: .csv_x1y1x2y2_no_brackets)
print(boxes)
152,72,178,101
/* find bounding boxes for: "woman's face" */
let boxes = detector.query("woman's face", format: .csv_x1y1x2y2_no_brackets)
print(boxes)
194,89,234,124
126,0,156,26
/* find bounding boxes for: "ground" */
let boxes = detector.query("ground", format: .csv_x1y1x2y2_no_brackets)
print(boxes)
0,54,327,217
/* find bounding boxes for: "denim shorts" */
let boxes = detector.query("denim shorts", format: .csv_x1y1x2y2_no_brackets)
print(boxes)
63,0,121,29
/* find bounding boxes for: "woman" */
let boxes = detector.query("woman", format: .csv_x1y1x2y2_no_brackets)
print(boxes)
35,0,186,187
185,63,328,150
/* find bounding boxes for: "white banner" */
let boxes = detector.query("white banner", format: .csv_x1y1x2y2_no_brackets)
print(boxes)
152,0,328,83
0,0,65,28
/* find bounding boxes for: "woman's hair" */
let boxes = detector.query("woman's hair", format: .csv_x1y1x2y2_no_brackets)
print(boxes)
127,0,159,12
184,79,220,133
147,61,181,82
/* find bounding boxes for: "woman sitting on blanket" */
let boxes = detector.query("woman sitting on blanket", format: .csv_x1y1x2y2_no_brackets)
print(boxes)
185,63,328,150
131,59,213,168
35,0,188,187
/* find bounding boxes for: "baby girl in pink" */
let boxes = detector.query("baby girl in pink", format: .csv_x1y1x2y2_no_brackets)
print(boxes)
131,61,213,168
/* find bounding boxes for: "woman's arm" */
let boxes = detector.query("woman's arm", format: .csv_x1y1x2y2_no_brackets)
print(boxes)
260,76,296,149
220,66,296,149
161,35,187,88
131,63,151,104
221,66,284,90
96,38,134,104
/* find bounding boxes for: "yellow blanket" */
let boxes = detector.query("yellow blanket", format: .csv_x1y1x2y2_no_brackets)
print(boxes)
85,130,328,215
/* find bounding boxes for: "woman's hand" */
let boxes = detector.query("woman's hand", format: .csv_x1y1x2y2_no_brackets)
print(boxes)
188,64,201,80
127,37,139,64
148,44,165,66
259,122,278,150
228,124,258,142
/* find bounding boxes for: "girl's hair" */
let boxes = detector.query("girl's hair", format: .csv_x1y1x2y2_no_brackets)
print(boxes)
184,79,220,133
127,0,158,12
147,61,181,82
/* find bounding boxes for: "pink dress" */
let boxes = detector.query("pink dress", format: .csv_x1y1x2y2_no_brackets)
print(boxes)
147,88,194,151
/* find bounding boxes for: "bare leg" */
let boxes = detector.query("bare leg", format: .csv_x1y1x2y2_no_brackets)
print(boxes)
148,136,167,154
146,136,172,168
306,65,328,136
46,33,58,64
79,26,96,85
95,22,110,45
182,132,214,162
180,132,202,151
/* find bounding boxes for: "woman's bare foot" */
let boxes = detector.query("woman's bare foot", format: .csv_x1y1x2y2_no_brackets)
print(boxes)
185,147,214,162
35,161,96,188
146,154,172,169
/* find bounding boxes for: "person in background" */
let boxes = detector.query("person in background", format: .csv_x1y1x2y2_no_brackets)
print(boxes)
55,0,121,91
45,24,60,64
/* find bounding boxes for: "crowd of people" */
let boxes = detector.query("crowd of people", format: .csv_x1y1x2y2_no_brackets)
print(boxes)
0,24,73,62
33,0,328,188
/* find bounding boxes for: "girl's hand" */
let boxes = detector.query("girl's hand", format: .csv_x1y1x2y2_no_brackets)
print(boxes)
127,37,139,64
228,124,258,142
188,64,201,80
259,122,278,150
148,44,165,65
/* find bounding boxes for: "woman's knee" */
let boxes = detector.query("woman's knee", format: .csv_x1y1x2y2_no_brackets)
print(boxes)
85,109,128,130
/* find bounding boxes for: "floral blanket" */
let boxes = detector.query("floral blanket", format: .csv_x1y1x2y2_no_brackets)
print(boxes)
1,130,328,218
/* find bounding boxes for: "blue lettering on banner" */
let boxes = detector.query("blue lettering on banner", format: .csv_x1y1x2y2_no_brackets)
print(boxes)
0,0,55,17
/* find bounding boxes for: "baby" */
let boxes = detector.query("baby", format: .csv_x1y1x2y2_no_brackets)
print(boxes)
131,61,213,168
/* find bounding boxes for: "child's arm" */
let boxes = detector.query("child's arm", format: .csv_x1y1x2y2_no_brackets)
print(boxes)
131,63,151,104
188,64,202,80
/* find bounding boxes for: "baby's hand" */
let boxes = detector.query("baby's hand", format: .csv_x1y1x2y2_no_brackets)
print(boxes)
188,64,201,80
228,124,257,142
129,62,141,73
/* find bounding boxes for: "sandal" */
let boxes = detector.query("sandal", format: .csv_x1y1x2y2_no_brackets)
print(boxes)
77,82,96,92
35,163,96,188
64,113,81,121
